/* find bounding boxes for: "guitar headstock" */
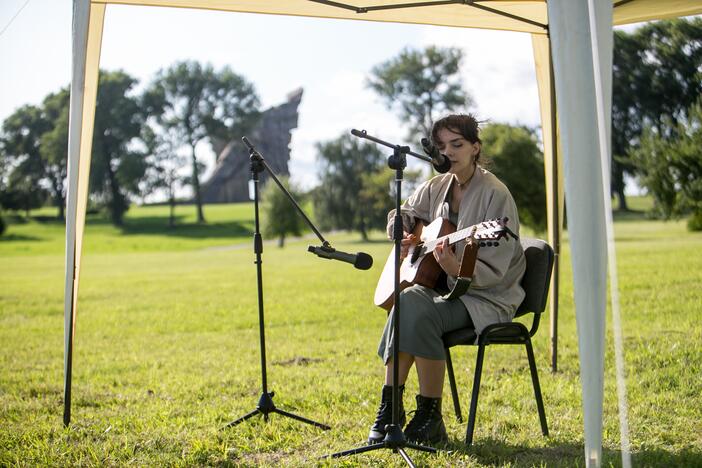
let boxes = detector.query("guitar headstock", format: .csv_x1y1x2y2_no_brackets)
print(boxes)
470,217,518,247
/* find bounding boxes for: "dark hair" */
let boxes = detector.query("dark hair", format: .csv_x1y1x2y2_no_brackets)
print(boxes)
431,114,484,162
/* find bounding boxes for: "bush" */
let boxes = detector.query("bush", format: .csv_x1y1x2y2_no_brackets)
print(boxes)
481,123,547,232
688,211,702,232
0,213,6,236
630,99,702,231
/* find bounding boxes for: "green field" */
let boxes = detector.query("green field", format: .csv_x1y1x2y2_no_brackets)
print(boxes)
1,201,701,466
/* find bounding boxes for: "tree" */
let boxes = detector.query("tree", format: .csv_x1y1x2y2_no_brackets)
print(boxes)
262,176,305,247
612,18,702,210
630,99,702,231
141,126,187,227
359,168,422,234
0,91,69,220
145,61,261,223
0,164,6,234
367,45,472,139
38,89,70,219
0,104,51,217
0,174,47,216
89,70,148,226
313,134,385,240
0,170,7,236
481,123,546,232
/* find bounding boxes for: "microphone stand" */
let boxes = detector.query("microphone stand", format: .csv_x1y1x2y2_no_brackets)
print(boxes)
224,137,331,431
322,130,436,466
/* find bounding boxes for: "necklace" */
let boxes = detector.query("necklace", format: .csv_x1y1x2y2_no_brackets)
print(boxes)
455,171,474,188
455,162,477,188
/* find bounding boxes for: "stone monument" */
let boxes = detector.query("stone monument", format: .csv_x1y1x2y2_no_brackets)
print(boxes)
202,88,303,203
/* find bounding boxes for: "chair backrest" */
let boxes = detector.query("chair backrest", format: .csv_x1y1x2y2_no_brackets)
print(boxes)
516,238,555,316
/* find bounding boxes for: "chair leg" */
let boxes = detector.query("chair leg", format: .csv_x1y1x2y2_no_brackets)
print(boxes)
445,347,463,422
466,344,486,447
525,338,549,436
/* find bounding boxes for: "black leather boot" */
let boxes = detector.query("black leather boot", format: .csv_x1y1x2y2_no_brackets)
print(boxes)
368,384,405,444
404,394,448,444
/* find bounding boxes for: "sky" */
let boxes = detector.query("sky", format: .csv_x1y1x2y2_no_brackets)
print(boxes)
1,0,575,193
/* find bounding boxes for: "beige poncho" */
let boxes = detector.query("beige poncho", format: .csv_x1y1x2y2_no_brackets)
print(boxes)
387,166,526,335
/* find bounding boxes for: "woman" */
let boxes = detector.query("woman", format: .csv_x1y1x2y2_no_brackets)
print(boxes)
368,114,526,445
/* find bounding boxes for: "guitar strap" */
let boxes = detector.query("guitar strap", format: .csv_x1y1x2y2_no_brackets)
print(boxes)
442,240,479,301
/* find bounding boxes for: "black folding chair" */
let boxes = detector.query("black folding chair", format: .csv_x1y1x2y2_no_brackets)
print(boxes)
442,237,554,446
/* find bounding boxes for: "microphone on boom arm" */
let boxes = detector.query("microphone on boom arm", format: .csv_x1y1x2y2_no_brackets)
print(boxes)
308,245,373,271
421,137,451,174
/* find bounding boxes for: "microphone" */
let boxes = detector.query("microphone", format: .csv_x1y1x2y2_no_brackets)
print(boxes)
421,137,451,174
308,245,373,270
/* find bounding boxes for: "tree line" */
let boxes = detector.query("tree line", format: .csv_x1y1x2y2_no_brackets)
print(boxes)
1,18,700,240
0,62,260,227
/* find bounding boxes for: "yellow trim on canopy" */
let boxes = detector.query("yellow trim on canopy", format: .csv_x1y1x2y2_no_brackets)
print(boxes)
74,4,105,313
613,0,702,24
88,0,702,33
91,0,549,34
532,32,563,370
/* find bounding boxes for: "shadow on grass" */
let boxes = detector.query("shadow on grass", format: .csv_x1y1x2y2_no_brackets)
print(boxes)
34,215,66,223
443,437,702,467
4,213,254,240
613,208,651,222
0,233,42,242
347,238,393,245
118,216,254,239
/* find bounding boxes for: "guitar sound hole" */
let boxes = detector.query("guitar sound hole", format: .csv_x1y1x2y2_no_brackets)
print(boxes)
411,245,423,263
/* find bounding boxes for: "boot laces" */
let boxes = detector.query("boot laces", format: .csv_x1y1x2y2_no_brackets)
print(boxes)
405,400,437,433
373,401,392,425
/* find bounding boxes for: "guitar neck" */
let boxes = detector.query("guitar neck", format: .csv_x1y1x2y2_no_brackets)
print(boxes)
423,224,488,252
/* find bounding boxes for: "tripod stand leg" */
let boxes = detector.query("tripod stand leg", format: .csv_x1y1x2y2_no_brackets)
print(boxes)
404,441,438,453
273,408,331,430
397,448,417,467
324,442,386,459
224,409,261,428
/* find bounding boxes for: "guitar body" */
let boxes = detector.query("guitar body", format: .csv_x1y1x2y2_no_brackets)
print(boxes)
374,218,456,311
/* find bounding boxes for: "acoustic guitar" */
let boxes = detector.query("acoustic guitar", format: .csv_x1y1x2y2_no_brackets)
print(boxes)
373,217,513,310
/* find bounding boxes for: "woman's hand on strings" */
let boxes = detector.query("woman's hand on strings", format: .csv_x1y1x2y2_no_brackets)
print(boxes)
400,232,416,260
434,237,460,277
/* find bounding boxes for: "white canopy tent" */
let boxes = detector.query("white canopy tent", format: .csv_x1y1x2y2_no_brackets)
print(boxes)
64,1,702,466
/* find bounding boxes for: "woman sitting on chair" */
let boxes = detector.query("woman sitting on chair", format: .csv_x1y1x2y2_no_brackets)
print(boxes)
369,114,526,445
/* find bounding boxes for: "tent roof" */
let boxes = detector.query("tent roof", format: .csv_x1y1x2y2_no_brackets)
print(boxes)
94,0,702,34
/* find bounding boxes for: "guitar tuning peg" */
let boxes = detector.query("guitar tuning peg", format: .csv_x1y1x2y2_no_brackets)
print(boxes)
479,242,486,247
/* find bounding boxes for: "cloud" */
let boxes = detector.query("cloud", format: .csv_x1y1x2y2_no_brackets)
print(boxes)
418,26,541,127
289,69,407,189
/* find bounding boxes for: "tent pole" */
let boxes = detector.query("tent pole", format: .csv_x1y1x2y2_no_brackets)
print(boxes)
64,0,105,426
548,41,560,374
548,0,609,464
64,0,91,427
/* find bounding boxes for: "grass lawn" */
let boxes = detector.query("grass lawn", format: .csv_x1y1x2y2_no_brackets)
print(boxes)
1,200,701,466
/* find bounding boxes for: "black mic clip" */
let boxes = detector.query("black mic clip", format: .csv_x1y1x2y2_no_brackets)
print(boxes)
241,136,264,172
308,242,335,256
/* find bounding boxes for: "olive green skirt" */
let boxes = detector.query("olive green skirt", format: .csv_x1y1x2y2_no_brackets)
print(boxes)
377,284,473,362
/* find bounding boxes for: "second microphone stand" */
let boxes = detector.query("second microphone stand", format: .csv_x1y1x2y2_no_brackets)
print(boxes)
224,137,332,432
323,130,436,466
